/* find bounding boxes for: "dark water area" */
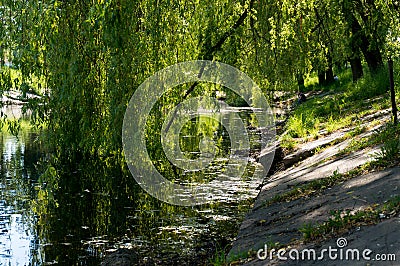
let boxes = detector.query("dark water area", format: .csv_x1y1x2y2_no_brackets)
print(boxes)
0,107,269,265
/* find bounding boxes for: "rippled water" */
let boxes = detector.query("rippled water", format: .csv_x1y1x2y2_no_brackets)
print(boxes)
0,107,272,265
0,133,40,265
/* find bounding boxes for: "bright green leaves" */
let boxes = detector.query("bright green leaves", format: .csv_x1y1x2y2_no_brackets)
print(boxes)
0,0,398,158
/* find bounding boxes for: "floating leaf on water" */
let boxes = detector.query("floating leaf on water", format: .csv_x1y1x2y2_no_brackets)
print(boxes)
209,215,231,221
43,260,58,265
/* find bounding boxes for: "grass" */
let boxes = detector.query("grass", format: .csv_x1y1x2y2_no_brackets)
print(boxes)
336,122,400,159
225,194,400,264
219,249,254,265
279,65,394,153
259,122,400,210
209,247,228,266
218,239,283,265
373,136,400,167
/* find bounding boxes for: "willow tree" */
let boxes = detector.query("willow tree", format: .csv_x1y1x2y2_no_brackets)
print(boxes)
0,0,48,130
0,0,399,160
20,0,262,160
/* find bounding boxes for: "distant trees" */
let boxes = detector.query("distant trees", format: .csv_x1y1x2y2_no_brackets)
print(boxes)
250,0,398,83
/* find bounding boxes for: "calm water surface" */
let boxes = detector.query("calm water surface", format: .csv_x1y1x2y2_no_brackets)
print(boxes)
0,132,41,265
0,107,271,265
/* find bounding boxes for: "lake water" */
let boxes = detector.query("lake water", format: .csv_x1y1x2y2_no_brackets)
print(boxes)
0,107,273,265
0,132,42,265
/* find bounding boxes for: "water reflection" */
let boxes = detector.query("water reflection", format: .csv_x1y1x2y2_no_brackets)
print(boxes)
0,132,40,265
0,107,270,265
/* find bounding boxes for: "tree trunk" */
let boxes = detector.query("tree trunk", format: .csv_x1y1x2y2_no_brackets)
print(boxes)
359,36,383,73
342,2,383,75
318,71,325,86
342,6,364,82
297,74,305,92
388,58,397,124
325,54,335,84
349,12,383,73
349,57,363,82
325,67,334,84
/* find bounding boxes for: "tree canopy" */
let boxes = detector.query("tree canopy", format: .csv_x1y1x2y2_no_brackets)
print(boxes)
0,0,399,159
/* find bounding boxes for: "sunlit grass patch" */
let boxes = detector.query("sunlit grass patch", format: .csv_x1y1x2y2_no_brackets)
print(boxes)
280,134,297,152
372,124,400,167
281,66,393,152
325,115,354,134
337,123,400,160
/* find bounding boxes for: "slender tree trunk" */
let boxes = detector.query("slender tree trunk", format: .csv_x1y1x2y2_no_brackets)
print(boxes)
325,66,334,84
349,57,364,82
297,74,305,92
325,54,335,84
318,70,325,86
388,58,397,124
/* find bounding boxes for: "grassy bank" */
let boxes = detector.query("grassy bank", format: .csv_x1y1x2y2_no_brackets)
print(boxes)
280,65,398,153
211,63,400,265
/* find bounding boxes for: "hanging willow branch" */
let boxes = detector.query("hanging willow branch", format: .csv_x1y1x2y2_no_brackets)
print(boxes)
164,0,255,133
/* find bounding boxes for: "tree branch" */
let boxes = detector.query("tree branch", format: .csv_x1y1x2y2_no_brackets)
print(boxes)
164,0,255,133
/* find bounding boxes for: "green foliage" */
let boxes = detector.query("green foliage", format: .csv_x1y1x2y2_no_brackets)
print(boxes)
346,67,390,101
225,249,254,264
209,246,228,266
0,0,397,161
299,222,316,240
281,63,396,151
373,124,400,165
286,110,319,138
0,1,397,263
378,138,400,161
280,133,296,151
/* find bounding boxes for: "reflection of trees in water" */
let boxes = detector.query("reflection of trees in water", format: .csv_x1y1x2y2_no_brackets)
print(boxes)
0,106,264,265
0,132,43,265
31,107,263,264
